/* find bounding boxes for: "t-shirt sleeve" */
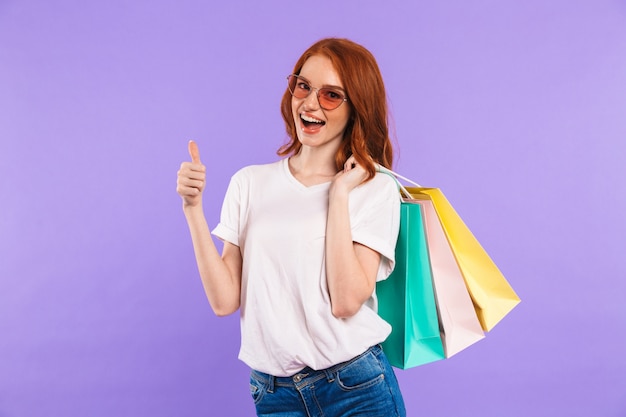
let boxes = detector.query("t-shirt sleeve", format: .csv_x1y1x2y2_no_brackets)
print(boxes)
350,174,401,282
212,171,243,246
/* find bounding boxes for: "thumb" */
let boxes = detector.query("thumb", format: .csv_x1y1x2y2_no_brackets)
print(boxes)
188,140,201,164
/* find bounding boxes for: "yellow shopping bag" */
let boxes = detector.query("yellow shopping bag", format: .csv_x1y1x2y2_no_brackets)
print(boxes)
408,187,520,331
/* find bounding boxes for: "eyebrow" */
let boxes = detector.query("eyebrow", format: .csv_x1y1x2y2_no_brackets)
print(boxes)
297,74,346,92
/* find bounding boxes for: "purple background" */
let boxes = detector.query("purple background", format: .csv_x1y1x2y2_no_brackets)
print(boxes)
1,1,625,416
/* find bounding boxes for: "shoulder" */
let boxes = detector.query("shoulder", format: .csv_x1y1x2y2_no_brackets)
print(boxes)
357,171,399,196
230,160,284,183
371,171,399,191
349,171,400,210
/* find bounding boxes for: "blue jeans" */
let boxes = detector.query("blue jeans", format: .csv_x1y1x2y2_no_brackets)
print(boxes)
249,345,406,417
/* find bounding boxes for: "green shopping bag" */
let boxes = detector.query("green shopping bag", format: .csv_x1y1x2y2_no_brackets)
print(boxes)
377,202,445,369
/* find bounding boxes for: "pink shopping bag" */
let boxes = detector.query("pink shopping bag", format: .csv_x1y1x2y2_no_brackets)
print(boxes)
411,199,485,357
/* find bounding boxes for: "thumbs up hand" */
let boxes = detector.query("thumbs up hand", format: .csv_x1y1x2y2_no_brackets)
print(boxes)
188,140,201,165
177,140,207,208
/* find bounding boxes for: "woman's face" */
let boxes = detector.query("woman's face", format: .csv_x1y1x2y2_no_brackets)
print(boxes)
291,55,351,154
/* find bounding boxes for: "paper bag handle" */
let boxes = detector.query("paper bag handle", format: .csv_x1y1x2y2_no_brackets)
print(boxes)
376,165,422,200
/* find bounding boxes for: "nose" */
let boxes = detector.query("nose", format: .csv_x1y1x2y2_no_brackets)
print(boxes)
302,88,321,110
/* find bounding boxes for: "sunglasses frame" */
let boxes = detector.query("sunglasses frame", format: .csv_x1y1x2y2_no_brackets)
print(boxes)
286,74,348,110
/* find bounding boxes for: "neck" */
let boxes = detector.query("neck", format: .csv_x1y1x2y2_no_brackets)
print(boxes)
291,145,338,174
288,149,338,186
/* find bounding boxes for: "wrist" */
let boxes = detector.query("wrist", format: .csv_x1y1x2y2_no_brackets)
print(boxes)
183,201,204,215
328,182,350,203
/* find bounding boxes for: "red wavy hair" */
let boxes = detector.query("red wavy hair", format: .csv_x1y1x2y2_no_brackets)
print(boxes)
278,38,393,181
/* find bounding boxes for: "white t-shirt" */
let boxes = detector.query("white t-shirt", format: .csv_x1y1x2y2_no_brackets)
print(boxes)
212,158,400,376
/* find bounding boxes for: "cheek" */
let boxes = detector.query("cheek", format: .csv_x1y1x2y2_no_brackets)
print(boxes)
291,95,302,111
332,110,351,131
291,99,301,120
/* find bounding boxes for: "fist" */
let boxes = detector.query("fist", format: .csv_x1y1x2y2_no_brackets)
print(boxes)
177,140,206,207
331,155,368,194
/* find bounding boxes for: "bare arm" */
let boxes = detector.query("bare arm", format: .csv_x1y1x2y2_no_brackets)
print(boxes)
325,157,381,318
177,141,242,316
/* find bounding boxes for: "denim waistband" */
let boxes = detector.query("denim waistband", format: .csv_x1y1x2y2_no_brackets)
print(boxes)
251,344,382,392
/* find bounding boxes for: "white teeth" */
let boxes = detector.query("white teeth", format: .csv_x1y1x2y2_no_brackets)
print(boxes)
301,114,324,124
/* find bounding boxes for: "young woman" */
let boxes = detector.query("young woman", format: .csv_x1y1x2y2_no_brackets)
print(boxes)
177,38,406,417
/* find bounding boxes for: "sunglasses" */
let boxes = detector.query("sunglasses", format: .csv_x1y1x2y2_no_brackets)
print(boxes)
286,74,348,110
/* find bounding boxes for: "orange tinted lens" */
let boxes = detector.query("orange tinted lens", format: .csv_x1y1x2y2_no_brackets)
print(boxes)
289,76,310,99
288,76,296,94
319,89,343,109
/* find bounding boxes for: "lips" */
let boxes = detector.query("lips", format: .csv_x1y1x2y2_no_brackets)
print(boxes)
300,113,325,133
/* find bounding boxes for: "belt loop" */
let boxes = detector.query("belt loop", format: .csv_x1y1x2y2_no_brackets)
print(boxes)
267,374,275,393
324,368,334,383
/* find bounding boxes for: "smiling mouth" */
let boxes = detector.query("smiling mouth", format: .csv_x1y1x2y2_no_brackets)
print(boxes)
301,114,326,128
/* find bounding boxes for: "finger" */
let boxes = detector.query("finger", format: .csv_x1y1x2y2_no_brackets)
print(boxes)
179,165,206,181
177,185,201,199
178,184,202,196
179,161,206,174
344,155,357,171
178,177,204,190
188,140,201,164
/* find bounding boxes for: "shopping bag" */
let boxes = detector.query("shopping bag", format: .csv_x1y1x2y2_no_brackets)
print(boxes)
408,188,520,331
376,165,520,332
412,199,485,357
377,202,445,369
